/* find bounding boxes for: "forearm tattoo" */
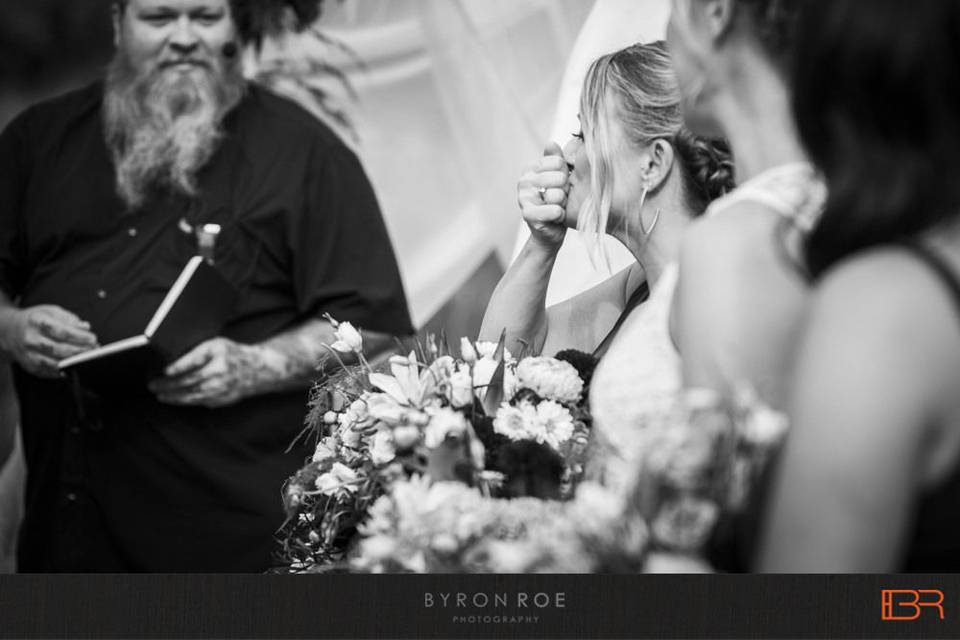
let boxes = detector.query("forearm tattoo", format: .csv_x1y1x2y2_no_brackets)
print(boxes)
239,320,394,397
240,319,336,396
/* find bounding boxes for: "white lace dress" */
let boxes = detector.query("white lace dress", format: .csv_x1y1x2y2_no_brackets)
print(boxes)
586,162,825,495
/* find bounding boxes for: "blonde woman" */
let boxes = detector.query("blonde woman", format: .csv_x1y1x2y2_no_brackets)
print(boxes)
480,42,733,493
480,42,731,360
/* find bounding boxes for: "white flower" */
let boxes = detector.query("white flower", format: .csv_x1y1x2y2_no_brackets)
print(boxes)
330,321,363,353
571,482,625,523
492,400,575,451
533,401,576,450
311,438,338,463
643,424,717,491
392,425,421,450
358,535,397,563
431,533,460,554
735,387,789,448
349,398,369,422
473,358,518,401
315,462,360,496
369,351,424,406
460,337,478,364
515,357,584,404
370,430,396,465
323,411,338,425
650,496,719,552
402,551,428,574
420,355,455,400
423,406,468,448
364,393,406,426
472,357,498,391
474,342,514,362
741,405,788,448
493,403,535,441
338,422,362,449
449,365,474,408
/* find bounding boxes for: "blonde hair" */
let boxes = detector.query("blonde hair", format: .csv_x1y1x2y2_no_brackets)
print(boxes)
576,41,733,264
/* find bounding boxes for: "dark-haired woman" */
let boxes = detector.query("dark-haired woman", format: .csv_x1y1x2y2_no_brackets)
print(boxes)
480,42,734,493
761,0,960,572
666,0,824,410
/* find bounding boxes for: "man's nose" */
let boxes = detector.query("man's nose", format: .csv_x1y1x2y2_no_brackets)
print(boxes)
168,16,200,52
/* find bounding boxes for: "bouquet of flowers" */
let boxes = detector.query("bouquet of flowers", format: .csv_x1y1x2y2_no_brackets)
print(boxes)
276,318,598,570
629,387,790,568
348,386,789,574
351,478,649,574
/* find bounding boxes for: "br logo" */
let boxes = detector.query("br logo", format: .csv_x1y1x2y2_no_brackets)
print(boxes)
881,589,945,621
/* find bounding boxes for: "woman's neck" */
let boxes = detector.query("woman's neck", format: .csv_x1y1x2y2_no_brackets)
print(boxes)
612,205,686,288
712,55,808,182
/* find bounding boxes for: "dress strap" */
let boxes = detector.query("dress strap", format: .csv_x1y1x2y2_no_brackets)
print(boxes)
593,280,650,359
900,242,960,322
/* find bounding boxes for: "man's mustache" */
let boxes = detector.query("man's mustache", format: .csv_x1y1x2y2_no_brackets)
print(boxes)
158,58,212,69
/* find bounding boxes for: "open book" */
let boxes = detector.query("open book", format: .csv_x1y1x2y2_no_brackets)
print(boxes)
59,256,238,392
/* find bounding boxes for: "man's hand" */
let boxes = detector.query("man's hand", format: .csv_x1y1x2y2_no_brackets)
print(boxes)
0,305,99,378
149,337,265,408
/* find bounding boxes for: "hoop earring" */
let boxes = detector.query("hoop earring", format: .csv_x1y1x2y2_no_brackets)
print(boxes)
641,208,661,236
637,187,661,236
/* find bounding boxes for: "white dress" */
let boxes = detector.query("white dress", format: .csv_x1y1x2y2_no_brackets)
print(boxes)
587,162,826,494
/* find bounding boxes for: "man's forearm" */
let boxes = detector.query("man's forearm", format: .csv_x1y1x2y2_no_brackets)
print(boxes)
240,318,394,397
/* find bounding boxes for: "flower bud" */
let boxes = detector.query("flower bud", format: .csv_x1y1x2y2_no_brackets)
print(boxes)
460,337,478,364
393,425,421,450
331,321,363,353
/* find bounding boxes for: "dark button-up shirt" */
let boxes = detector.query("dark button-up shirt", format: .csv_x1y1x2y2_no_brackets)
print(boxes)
0,81,413,571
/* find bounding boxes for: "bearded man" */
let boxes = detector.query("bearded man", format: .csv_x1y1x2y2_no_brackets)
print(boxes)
0,0,412,571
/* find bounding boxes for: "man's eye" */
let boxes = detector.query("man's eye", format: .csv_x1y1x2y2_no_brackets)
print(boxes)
142,14,173,25
194,12,224,25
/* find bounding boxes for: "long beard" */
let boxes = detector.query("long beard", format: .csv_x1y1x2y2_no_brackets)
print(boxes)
103,51,245,209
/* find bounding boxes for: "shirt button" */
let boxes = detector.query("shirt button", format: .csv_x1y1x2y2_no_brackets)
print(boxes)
65,492,77,502
128,228,138,237
97,289,107,299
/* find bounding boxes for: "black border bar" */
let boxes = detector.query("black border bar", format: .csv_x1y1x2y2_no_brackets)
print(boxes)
1,574,958,639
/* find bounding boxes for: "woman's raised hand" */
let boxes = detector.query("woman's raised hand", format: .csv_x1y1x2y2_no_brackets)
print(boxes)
517,142,570,251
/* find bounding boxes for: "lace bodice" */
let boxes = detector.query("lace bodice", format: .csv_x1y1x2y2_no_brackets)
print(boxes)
586,162,825,494
587,262,681,493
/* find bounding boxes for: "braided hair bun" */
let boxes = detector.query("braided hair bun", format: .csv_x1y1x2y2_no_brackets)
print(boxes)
674,131,735,214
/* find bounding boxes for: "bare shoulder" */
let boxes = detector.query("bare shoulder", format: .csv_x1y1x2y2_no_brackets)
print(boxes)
812,248,953,329
680,200,791,278
679,200,803,306
807,247,960,389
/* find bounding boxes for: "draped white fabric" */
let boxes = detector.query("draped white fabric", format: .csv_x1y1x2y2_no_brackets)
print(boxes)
254,0,596,328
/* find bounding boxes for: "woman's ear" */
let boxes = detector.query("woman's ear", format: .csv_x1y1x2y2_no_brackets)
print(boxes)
642,139,676,192
702,0,736,41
